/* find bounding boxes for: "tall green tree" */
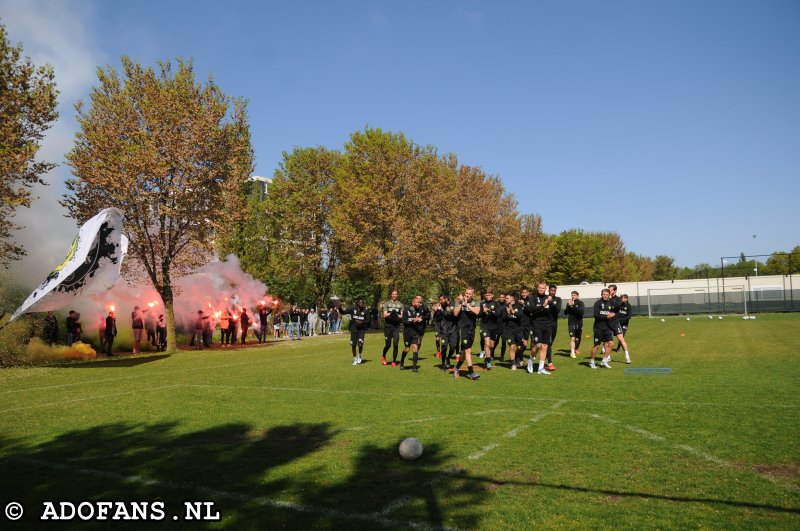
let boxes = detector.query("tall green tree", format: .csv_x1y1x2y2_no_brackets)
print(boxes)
548,229,607,284
761,246,800,275
331,127,456,306
0,23,58,266
652,255,679,280
63,57,253,352
263,146,341,307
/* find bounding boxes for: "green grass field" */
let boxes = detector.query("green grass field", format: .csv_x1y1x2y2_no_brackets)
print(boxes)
2,314,799,529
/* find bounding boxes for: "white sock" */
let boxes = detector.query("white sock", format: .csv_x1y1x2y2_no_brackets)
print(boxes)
539,360,545,370
625,350,630,356
571,349,575,354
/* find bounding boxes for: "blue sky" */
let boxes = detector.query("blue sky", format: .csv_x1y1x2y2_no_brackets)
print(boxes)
2,0,798,286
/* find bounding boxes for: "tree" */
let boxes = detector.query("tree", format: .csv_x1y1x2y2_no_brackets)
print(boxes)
548,229,608,284
515,213,553,289
331,127,456,307
63,57,253,352
652,255,678,280
0,23,58,266
261,146,341,308
761,246,800,275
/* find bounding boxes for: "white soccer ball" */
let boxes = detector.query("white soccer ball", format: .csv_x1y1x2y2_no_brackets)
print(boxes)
718,316,723,320
750,315,757,320
399,437,423,461
742,315,748,320
708,315,713,320
660,319,665,323
686,317,691,321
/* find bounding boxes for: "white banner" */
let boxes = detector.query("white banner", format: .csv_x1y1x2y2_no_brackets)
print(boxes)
10,208,128,321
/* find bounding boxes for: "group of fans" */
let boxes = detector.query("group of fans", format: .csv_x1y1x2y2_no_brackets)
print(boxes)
339,283,633,380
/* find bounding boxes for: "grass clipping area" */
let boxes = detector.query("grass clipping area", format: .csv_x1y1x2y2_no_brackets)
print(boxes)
0,314,798,529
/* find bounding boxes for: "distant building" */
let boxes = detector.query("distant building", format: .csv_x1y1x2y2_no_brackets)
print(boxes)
249,175,273,200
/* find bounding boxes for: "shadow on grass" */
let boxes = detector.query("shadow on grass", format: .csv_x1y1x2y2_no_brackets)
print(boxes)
53,354,172,369
0,422,484,529
461,472,800,515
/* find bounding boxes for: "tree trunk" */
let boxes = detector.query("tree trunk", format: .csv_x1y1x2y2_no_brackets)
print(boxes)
159,274,177,353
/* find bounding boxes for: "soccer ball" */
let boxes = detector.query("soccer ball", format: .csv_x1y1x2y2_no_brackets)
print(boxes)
718,316,723,320
686,317,691,321
708,315,713,320
399,437,423,461
660,319,665,323
742,315,748,320
750,315,757,320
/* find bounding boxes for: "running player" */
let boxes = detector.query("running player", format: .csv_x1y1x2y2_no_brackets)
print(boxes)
382,289,404,367
564,290,584,358
502,293,525,370
591,288,615,369
433,297,444,359
614,293,633,362
479,288,501,370
401,295,427,372
453,287,481,380
518,286,533,366
436,294,460,370
528,282,553,375
341,299,371,365
545,284,561,371
496,292,507,361
608,284,632,364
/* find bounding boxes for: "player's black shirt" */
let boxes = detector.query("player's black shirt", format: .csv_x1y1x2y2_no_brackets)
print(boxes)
609,295,623,326
439,303,458,334
343,306,371,331
519,296,534,327
564,300,585,326
480,300,501,330
382,300,404,326
257,307,271,325
617,302,633,324
403,305,428,334
457,301,479,330
502,303,524,331
531,293,552,326
593,299,613,327
548,296,562,324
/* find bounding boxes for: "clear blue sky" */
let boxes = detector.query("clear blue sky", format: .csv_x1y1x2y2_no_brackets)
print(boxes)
2,0,798,285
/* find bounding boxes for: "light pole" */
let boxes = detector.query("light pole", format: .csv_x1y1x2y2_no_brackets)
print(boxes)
753,235,758,276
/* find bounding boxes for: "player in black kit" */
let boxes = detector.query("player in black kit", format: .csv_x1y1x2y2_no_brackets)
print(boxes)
479,289,502,370
591,288,615,369
453,287,481,380
614,293,633,362
382,289,404,367
527,282,554,375
400,295,428,372
564,290,584,358
433,295,459,370
545,284,561,371
608,284,632,364
502,294,525,370
341,299,372,365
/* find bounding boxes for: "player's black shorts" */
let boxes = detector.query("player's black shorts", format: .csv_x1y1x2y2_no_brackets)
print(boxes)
521,324,532,344
350,329,366,346
460,327,476,350
434,321,444,337
620,322,629,335
384,324,400,342
608,319,624,336
481,327,501,342
568,323,583,338
532,323,552,345
404,329,422,347
548,321,558,345
503,328,524,347
442,329,459,351
594,323,613,344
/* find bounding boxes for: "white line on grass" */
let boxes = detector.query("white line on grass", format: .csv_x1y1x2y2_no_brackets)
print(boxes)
584,413,799,493
15,457,462,531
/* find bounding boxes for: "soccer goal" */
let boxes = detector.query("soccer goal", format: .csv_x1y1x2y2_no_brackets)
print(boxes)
647,285,747,317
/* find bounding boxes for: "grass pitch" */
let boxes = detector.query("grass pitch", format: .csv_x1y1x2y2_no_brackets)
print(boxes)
1,314,799,529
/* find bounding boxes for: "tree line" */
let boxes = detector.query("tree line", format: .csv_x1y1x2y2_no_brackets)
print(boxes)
2,37,798,349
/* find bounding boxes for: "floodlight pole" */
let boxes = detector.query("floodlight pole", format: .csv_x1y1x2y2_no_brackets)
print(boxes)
720,257,726,312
